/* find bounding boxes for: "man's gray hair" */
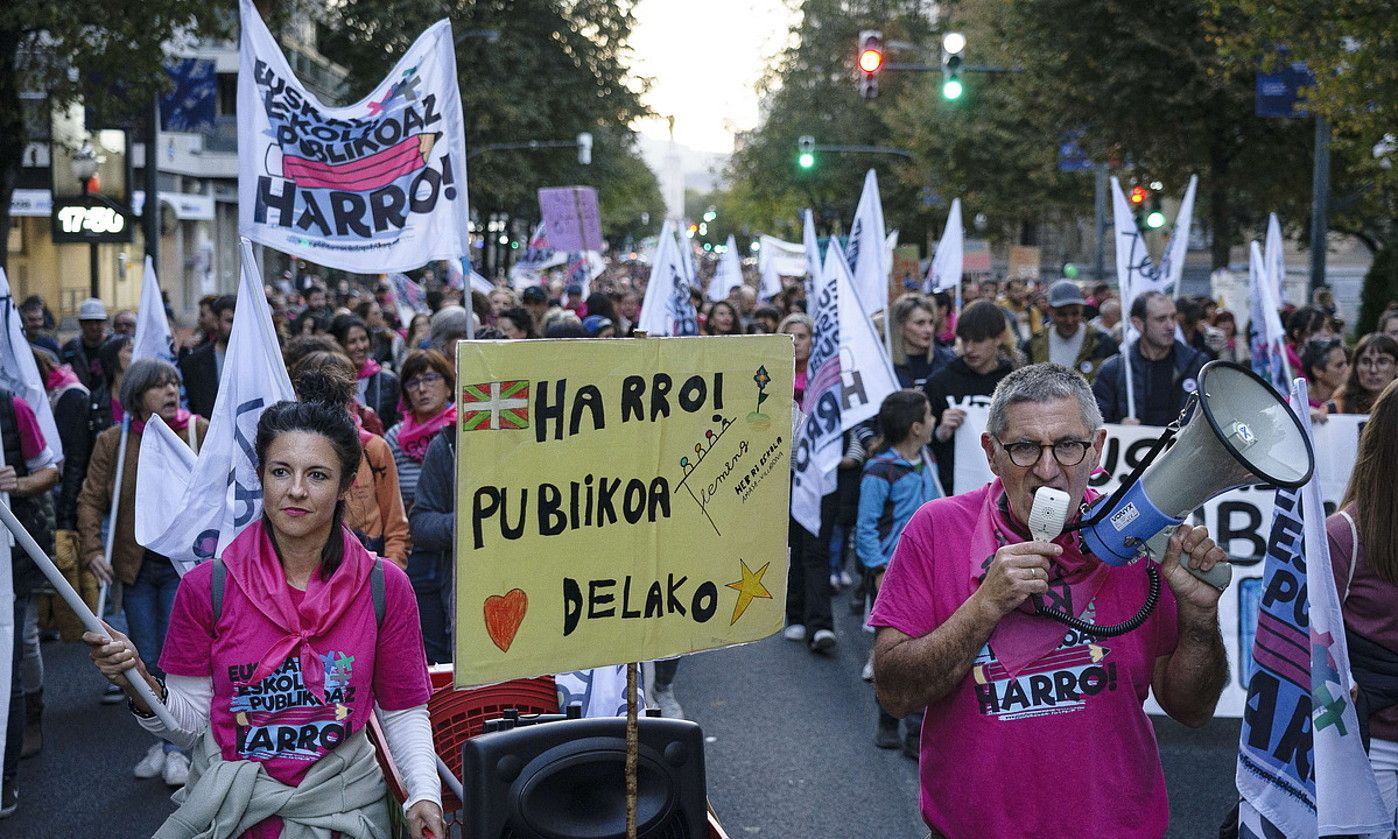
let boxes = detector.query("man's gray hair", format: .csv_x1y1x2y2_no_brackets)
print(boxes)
985,363,1103,437
429,305,472,352
120,359,181,416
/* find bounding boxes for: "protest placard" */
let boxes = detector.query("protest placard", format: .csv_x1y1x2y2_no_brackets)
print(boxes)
453,336,794,687
537,186,603,253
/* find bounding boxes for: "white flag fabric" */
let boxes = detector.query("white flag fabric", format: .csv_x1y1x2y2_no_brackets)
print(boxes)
237,0,470,273
1161,175,1197,293
470,269,494,296
924,198,964,295
136,240,296,575
758,257,783,303
1237,380,1392,839
1110,176,1166,314
757,234,806,279
1265,213,1287,306
707,235,744,302
831,239,899,431
802,209,821,303
847,169,889,314
790,240,844,536
132,256,175,363
0,269,62,463
510,224,567,287
1248,241,1291,392
387,272,428,331
676,222,698,288
637,220,699,337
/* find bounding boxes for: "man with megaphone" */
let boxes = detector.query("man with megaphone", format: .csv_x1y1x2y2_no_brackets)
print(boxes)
870,363,1231,839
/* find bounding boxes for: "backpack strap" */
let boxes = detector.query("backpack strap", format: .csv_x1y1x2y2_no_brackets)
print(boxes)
1338,510,1360,604
371,558,386,629
211,558,226,626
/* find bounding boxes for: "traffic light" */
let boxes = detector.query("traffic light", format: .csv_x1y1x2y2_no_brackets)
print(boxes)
797,135,816,170
857,30,883,99
941,31,965,100
1128,185,1149,207
1146,197,1166,229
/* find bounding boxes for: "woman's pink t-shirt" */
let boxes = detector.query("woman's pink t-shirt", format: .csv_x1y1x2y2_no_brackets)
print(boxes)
160,557,431,836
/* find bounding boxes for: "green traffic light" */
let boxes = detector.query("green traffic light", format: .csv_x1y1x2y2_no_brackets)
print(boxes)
798,152,815,169
1146,210,1166,229
942,79,963,100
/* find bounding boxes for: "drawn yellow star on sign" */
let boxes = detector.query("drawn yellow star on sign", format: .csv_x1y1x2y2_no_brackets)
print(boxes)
725,559,773,626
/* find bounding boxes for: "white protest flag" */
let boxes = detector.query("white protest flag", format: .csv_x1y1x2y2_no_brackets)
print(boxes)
470,269,494,296
637,220,699,337
238,0,470,273
1160,174,1197,292
676,222,698,288
924,198,964,299
136,240,296,575
757,234,807,279
1237,380,1391,839
0,269,62,462
707,235,744,301
1265,212,1288,306
1248,241,1291,392
790,240,844,536
0,268,22,779
831,238,899,430
758,257,782,303
132,256,174,363
802,209,821,302
847,169,889,315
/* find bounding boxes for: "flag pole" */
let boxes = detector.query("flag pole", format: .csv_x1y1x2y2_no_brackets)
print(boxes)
96,415,131,619
0,496,177,729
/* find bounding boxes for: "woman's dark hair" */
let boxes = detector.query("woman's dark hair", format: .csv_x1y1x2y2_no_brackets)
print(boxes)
120,359,181,417
1340,379,1398,583
704,301,743,336
283,334,346,369
1286,306,1327,346
875,389,931,450
398,349,456,404
351,299,379,323
97,334,133,384
329,314,369,349
956,299,1009,343
1334,333,1398,414
498,307,538,339
544,319,587,338
1300,335,1346,381
289,352,357,406
255,399,363,579
585,293,618,324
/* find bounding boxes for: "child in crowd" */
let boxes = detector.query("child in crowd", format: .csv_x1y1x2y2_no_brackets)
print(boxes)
856,389,941,758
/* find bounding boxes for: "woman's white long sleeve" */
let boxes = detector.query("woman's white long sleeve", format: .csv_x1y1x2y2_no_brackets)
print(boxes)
134,674,211,751
378,704,443,812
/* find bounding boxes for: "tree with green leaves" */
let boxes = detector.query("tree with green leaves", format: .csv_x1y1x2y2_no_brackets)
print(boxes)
320,0,663,243
0,3,229,270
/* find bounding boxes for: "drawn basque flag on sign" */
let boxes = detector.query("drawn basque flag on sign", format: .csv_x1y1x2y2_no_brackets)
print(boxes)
461,381,531,431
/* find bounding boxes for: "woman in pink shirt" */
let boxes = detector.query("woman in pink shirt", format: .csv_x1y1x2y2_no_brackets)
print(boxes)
84,399,443,838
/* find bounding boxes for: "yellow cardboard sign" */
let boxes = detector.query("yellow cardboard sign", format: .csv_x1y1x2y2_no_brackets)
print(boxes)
453,335,794,687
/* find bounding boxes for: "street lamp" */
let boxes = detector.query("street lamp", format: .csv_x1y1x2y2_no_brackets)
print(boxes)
69,141,102,298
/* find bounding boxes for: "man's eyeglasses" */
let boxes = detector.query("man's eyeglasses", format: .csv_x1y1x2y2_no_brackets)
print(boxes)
993,437,1093,468
405,373,445,390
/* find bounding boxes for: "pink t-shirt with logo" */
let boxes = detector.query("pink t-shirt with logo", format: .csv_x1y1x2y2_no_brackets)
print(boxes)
870,483,1179,839
161,557,431,837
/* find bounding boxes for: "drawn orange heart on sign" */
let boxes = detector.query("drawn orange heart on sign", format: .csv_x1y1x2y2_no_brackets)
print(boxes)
483,588,529,653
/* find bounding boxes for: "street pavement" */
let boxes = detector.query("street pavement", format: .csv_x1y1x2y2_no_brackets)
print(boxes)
7,587,1242,838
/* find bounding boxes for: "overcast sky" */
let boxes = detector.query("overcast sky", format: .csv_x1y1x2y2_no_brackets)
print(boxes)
629,0,799,154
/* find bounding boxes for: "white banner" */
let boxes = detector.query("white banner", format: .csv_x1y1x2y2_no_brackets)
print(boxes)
1265,212,1288,306
757,234,807,279
831,239,899,431
136,240,297,574
706,235,743,302
237,0,470,273
846,169,888,314
133,256,175,364
637,220,699,337
924,197,964,297
790,238,844,536
802,209,821,304
948,411,1363,717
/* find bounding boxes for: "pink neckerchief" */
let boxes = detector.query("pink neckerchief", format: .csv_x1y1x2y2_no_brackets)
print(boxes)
970,479,1111,679
46,364,81,391
131,409,193,436
396,404,455,463
220,520,375,701
356,358,382,380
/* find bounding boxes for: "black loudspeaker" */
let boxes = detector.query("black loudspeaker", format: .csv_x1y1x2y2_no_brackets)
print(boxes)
461,716,708,839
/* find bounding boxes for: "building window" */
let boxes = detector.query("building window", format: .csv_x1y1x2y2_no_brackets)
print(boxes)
217,73,237,118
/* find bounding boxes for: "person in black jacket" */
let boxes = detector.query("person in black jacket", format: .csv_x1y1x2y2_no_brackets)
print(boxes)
60,298,109,391
177,294,234,419
924,300,1018,496
331,314,401,429
1092,292,1210,427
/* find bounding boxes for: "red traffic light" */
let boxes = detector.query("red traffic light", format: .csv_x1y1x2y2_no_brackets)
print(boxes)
859,47,884,74
1129,185,1148,206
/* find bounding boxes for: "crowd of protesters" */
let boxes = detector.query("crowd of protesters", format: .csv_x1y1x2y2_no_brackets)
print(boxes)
3,249,1395,829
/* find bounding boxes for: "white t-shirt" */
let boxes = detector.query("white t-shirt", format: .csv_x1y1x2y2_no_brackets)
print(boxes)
1049,323,1086,368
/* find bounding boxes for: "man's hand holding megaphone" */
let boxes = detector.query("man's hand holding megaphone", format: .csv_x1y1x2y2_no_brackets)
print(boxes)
1157,524,1228,612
